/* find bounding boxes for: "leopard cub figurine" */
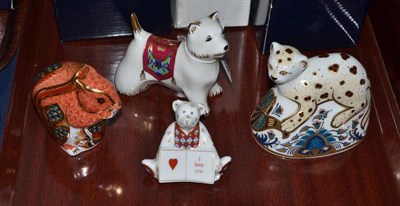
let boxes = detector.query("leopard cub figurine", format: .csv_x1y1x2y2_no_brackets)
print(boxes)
268,42,370,132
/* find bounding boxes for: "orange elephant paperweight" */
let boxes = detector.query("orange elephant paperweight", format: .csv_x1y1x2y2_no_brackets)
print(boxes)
32,62,122,156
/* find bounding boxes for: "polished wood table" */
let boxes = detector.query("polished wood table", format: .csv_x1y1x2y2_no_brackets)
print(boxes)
369,0,400,110
1,0,400,205
0,0,27,71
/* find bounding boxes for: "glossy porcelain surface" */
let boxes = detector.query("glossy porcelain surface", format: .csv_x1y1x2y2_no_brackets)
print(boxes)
142,100,231,184
115,12,229,114
5,3,400,203
251,42,371,158
32,62,122,156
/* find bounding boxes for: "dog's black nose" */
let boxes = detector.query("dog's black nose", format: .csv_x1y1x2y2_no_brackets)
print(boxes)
224,45,229,51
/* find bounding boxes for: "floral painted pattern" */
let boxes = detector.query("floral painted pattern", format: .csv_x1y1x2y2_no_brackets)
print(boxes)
251,88,369,158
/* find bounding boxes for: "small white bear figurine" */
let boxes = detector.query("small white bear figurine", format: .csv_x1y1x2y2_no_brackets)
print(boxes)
142,100,231,184
115,12,229,114
250,42,371,159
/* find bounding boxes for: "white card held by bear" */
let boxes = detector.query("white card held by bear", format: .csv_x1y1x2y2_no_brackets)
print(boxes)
142,100,231,184
251,42,371,159
115,12,229,114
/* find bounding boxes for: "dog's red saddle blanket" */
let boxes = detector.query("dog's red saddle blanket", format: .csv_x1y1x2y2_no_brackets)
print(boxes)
142,35,181,80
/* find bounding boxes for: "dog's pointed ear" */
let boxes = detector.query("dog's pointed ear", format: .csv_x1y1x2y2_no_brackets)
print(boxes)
188,22,199,35
209,11,219,21
209,11,225,29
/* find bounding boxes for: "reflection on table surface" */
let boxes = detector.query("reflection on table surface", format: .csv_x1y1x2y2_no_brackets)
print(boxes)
0,0,400,205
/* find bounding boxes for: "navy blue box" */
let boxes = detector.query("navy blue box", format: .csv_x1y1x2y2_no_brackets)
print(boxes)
54,0,171,41
261,0,370,52
0,0,12,9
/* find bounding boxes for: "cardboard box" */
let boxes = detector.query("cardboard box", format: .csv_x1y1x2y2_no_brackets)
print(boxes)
171,0,251,28
260,0,370,52
54,0,171,41
250,0,270,26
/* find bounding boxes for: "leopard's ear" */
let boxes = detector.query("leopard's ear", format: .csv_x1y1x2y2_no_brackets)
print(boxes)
301,60,308,69
270,42,281,54
296,54,308,70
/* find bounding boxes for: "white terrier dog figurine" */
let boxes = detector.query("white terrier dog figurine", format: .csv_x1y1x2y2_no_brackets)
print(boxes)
115,12,229,114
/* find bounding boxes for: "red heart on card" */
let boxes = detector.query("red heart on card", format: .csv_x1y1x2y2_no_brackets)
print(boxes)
169,158,178,170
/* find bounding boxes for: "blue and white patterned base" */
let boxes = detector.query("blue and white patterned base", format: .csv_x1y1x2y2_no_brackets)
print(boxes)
251,88,370,159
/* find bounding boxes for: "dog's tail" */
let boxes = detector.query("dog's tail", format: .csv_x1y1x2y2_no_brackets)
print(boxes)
131,13,142,34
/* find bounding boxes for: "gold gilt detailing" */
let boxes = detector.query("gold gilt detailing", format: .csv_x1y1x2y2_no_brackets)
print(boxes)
269,118,290,139
267,117,278,128
361,102,370,129
34,64,116,114
301,80,309,87
131,13,142,33
251,94,297,138
278,91,359,133
250,96,276,132
34,80,76,107
260,97,277,117
280,100,314,133
329,92,356,128
360,87,371,129
330,108,354,128
256,116,290,139
140,70,146,80
328,64,339,73
75,84,116,114
157,46,166,52
327,88,370,129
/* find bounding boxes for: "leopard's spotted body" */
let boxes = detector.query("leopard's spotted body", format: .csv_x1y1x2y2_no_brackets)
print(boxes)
268,42,371,132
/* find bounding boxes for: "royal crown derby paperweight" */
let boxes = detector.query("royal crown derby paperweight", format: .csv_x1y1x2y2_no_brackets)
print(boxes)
115,12,230,114
32,62,122,156
250,42,371,159
142,100,231,184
